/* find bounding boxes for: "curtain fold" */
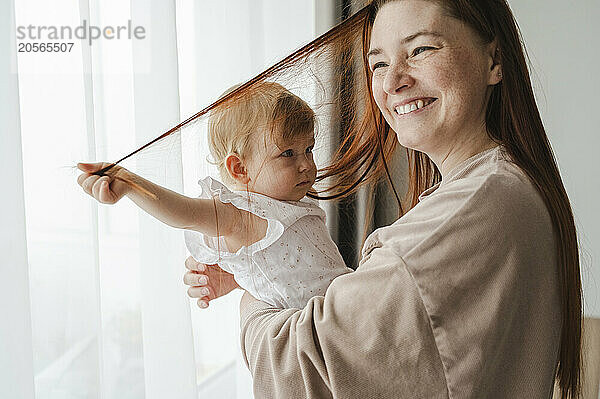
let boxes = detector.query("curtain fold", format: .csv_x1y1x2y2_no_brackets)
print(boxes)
130,0,198,398
0,0,35,398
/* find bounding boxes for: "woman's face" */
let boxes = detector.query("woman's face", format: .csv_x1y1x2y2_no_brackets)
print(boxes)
367,0,501,164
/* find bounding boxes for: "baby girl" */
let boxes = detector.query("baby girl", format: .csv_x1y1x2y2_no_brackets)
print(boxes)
77,82,352,308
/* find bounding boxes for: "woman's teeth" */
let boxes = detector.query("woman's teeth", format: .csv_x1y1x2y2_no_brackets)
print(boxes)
395,98,435,115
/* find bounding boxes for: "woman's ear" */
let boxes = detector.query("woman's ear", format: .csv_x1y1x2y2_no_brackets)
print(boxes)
225,153,250,184
487,40,502,85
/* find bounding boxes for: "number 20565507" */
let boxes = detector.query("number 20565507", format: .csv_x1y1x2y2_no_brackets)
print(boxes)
18,42,74,53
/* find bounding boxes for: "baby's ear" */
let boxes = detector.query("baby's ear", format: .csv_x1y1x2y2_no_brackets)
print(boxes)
225,153,249,184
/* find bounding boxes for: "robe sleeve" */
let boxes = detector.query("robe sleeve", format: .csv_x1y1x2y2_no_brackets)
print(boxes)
240,244,449,399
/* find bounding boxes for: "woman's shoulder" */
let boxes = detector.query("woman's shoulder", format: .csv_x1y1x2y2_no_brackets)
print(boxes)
418,146,548,225
448,158,546,217
366,148,553,259
419,145,540,205
449,147,549,222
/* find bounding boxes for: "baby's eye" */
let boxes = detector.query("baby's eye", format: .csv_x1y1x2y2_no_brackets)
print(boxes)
305,145,314,154
411,46,435,57
280,149,294,157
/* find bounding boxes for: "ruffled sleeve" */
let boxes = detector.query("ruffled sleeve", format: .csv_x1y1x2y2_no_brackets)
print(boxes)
184,177,324,276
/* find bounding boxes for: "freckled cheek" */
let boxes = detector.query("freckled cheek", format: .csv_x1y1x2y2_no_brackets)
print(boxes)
371,78,387,113
426,60,470,109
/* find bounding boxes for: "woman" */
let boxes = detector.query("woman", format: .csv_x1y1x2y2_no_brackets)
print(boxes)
184,0,582,397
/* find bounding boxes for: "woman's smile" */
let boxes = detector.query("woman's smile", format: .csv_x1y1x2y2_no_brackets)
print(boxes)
391,97,438,118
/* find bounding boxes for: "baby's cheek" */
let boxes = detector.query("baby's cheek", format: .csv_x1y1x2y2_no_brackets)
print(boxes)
269,167,288,184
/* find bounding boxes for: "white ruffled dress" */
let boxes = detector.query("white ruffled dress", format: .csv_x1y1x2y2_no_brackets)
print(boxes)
184,177,353,309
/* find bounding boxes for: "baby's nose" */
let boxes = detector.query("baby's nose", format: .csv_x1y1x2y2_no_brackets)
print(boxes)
298,154,312,171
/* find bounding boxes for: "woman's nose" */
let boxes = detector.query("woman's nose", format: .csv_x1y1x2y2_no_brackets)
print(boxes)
382,64,413,95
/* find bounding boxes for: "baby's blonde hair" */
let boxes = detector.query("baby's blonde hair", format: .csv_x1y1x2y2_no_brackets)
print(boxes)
207,82,316,185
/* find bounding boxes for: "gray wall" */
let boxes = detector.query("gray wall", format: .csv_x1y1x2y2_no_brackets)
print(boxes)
508,0,600,317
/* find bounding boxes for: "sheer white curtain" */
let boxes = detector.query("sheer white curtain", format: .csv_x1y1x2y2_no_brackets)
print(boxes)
2,0,329,398
1,0,35,398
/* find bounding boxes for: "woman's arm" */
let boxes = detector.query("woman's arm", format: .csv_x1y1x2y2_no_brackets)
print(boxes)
238,247,448,399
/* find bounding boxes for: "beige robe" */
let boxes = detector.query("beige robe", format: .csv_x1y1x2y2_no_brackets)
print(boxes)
240,145,561,398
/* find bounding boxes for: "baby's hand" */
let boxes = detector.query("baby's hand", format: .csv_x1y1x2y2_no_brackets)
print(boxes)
183,256,240,309
77,162,129,204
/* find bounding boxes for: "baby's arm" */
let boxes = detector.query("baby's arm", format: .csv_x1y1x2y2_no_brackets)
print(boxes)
77,162,264,241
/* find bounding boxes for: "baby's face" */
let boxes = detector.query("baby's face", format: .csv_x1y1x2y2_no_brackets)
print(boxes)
244,130,317,202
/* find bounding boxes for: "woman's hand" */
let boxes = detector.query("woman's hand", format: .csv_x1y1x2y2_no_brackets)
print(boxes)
183,256,240,308
77,162,129,204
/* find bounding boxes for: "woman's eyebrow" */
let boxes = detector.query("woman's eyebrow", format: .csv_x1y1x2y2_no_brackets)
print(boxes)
401,30,444,44
367,30,444,58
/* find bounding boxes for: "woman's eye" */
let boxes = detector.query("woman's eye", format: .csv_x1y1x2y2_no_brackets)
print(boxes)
412,46,435,57
371,62,387,71
280,149,294,157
